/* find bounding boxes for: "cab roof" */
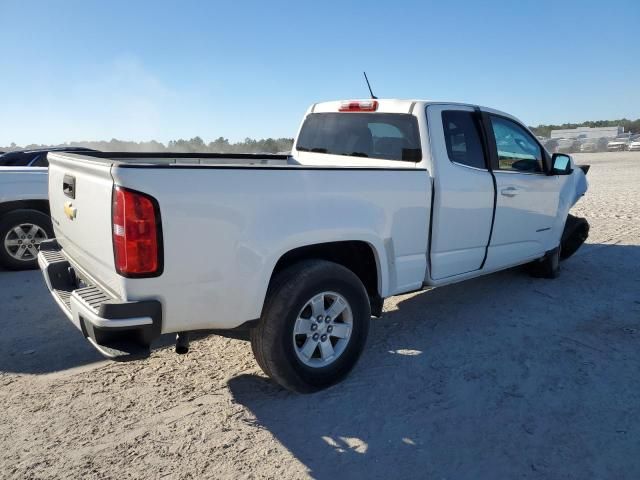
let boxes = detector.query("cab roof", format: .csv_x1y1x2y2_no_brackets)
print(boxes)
311,99,422,114
311,98,497,113
309,99,519,123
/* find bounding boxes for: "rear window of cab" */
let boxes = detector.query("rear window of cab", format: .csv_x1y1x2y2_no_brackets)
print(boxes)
296,113,422,162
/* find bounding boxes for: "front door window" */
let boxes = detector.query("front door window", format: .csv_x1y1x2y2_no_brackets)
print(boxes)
490,116,544,173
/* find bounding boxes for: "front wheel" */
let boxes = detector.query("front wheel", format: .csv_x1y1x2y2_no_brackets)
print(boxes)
0,209,53,270
528,246,561,279
251,260,371,393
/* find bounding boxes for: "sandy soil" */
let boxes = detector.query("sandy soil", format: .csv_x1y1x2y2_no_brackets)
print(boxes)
1,152,639,479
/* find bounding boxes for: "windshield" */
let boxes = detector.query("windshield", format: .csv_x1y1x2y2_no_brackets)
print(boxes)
296,113,422,161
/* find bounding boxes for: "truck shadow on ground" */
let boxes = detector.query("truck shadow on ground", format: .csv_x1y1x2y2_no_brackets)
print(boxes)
228,243,640,479
0,268,103,374
0,267,179,374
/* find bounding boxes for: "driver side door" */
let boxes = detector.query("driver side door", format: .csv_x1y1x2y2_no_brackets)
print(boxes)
484,114,561,270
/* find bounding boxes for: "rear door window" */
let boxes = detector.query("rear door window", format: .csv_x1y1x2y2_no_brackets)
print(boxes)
31,154,49,167
296,113,422,161
0,153,33,167
442,110,487,169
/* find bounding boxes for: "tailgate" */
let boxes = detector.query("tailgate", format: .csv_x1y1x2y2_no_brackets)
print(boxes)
47,153,122,296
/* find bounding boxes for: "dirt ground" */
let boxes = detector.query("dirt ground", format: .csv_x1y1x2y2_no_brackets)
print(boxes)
1,152,639,479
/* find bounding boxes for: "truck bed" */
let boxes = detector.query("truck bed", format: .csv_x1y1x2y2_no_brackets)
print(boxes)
46,150,429,334
61,151,292,166
56,151,418,169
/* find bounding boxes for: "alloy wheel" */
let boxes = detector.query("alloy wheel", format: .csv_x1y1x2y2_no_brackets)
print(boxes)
292,291,353,368
3,223,48,262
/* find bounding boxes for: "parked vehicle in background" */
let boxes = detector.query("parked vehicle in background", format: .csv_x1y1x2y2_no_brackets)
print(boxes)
543,138,559,153
607,135,631,151
0,166,51,269
556,138,583,153
579,140,598,153
0,147,97,269
0,147,96,167
628,139,640,151
39,98,590,392
571,139,584,153
597,137,610,152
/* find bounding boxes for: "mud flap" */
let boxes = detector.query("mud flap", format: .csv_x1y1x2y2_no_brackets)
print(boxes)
560,214,589,260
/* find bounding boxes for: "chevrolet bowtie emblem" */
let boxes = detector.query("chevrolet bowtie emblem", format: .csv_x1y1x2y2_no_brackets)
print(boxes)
64,201,77,220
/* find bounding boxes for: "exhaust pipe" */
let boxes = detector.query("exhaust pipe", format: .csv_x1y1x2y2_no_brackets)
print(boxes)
175,332,190,354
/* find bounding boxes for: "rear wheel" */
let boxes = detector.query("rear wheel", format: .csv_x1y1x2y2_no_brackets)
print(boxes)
0,210,53,270
251,260,371,393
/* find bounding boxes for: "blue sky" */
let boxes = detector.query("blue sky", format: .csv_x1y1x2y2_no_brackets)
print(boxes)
0,0,637,145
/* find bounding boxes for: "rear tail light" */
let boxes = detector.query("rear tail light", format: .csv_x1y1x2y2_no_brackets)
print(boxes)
339,100,378,112
112,186,163,277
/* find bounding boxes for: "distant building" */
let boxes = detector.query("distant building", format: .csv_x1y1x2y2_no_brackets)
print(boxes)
550,126,622,139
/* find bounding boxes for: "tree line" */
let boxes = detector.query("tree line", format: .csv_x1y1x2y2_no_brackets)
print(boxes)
1,136,294,154
3,118,639,153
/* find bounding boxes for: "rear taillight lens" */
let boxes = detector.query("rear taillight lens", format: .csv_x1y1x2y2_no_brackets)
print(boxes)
112,186,162,277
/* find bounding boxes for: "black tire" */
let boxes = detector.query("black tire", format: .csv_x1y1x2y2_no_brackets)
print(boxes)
528,246,561,279
0,209,53,270
560,214,589,261
250,260,371,393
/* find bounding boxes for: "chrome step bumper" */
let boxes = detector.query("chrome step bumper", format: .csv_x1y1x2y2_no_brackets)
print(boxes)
38,239,162,359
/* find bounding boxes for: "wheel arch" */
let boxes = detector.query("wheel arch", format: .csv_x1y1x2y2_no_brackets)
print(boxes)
268,240,387,317
0,200,51,221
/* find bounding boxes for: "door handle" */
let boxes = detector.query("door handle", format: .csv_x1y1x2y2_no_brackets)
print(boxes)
500,187,519,197
63,174,76,199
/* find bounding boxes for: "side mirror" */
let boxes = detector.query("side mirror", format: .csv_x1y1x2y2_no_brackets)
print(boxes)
551,153,573,175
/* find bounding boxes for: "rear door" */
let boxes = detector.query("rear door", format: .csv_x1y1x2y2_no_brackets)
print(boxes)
47,153,122,295
426,105,495,280
483,114,560,270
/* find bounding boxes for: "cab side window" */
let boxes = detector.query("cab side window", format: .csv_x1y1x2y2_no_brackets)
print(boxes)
490,116,543,173
442,110,486,169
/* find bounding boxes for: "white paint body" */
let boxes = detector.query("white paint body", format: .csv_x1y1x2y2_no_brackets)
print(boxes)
0,167,48,203
45,100,588,334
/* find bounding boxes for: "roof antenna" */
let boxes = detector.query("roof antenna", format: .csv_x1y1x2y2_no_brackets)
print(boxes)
363,71,377,99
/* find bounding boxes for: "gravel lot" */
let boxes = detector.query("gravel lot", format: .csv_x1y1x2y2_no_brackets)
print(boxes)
1,152,639,479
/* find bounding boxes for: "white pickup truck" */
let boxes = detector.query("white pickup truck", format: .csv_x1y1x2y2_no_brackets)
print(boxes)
38,99,590,392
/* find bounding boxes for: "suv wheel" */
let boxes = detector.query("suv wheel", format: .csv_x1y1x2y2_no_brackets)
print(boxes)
0,210,53,270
